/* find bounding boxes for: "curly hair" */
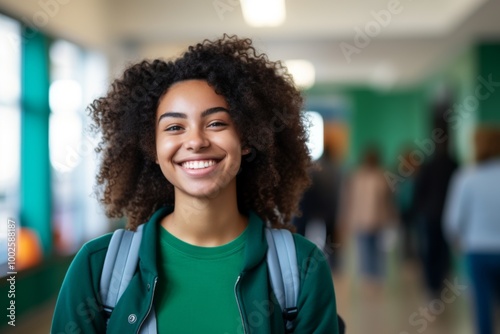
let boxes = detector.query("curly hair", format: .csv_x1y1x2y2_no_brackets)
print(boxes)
89,35,312,229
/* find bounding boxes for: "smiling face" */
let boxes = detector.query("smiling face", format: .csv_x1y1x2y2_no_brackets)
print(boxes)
155,80,244,203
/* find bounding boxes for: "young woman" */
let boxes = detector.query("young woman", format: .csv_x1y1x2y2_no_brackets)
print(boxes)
51,35,339,333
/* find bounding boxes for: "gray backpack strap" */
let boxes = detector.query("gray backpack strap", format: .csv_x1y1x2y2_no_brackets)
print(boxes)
100,225,144,317
265,228,300,332
100,224,157,333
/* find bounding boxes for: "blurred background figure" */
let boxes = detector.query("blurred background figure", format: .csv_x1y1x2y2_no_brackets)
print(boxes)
343,146,396,283
412,112,458,299
294,144,343,270
394,146,420,262
445,126,500,334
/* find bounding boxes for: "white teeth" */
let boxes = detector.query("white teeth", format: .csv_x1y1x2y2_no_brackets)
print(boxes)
182,160,217,169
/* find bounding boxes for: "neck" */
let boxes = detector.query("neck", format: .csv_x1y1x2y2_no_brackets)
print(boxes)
162,188,247,247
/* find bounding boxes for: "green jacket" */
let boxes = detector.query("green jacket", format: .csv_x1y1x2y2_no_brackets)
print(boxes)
52,207,339,333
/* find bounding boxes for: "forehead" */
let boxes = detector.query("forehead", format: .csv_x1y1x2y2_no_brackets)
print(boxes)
158,80,227,111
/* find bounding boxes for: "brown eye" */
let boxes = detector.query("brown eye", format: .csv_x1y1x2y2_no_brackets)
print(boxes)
208,121,227,128
165,125,183,132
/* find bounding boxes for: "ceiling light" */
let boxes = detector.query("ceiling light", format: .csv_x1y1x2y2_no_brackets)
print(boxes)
240,0,286,27
284,59,315,90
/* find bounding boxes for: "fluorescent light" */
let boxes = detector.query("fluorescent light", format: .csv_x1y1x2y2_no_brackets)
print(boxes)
284,59,315,90
240,0,286,27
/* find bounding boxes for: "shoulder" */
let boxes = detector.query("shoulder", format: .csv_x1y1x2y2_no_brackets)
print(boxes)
66,233,113,278
450,166,475,189
290,233,339,333
52,233,114,332
292,233,319,257
79,233,113,258
292,233,330,277
59,233,115,301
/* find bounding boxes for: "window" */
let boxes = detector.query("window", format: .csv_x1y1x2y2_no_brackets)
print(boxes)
0,13,21,275
305,111,324,161
49,40,108,254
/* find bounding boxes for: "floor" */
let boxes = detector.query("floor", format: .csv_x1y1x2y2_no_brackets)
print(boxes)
4,232,497,334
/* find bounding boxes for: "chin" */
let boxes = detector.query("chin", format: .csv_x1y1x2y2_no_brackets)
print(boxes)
183,186,226,201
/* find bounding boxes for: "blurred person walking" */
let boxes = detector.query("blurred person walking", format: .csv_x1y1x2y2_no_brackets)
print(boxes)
445,126,500,334
412,137,457,298
344,146,396,282
394,147,420,261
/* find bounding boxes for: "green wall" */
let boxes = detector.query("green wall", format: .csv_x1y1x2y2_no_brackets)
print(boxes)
346,88,426,168
306,85,427,169
478,42,500,123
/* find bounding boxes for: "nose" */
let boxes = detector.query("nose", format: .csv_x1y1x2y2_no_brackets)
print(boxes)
184,128,209,151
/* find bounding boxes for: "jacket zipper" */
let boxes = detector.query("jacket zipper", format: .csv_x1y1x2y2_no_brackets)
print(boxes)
234,275,248,334
137,277,158,333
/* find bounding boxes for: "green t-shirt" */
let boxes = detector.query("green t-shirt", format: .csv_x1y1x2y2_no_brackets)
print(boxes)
155,225,247,334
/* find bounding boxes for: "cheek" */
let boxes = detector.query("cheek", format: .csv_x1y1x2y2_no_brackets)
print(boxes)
155,138,177,171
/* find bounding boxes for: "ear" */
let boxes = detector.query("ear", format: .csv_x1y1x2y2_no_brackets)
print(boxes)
242,147,251,156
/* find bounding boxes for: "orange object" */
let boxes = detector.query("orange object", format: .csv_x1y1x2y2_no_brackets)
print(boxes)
16,227,43,271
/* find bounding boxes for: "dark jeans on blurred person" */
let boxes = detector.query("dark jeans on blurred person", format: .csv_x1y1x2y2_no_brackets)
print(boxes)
357,231,383,279
467,252,500,334
417,218,451,297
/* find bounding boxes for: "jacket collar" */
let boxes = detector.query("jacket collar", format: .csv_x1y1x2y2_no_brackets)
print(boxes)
242,211,268,272
138,206,269,276
138,206,172,276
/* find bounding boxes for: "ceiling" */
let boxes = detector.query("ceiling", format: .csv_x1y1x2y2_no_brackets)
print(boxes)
103,0,500,88
2,0,500,88
107,0,486,41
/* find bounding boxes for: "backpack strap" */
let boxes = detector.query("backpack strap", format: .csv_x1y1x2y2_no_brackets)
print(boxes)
100,224,157,334
265,228,300,332
100,225,144,319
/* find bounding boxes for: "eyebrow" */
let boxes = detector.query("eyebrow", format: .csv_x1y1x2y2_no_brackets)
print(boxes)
157,107,229,124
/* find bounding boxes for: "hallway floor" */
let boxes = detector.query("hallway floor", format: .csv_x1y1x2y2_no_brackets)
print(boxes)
330,230,500,334
333,261,474,334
